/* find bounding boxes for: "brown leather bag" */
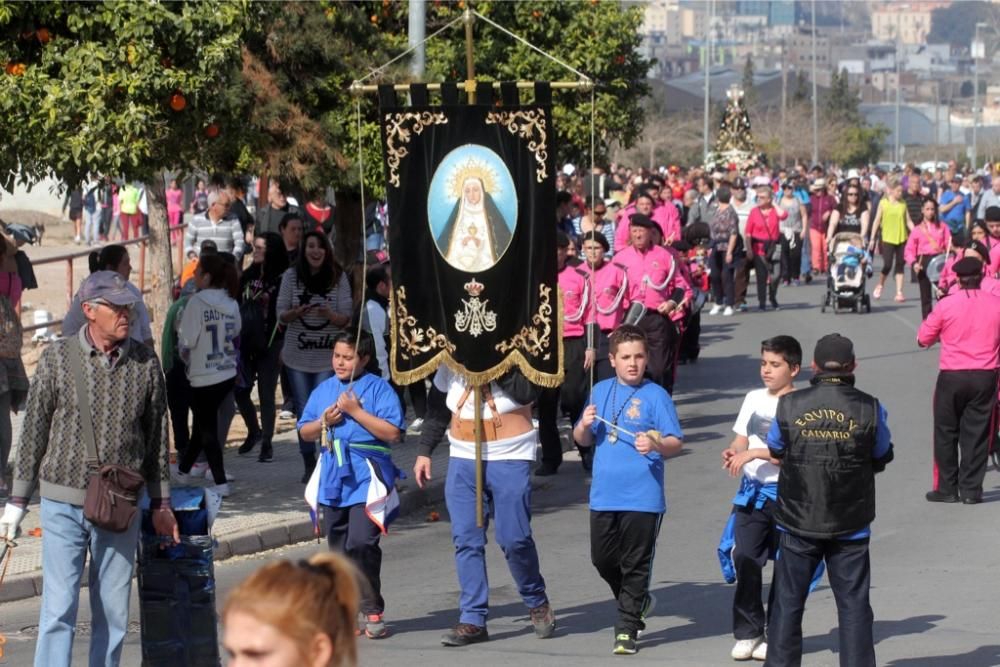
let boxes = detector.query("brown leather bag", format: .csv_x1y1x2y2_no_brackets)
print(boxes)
70,342,144,532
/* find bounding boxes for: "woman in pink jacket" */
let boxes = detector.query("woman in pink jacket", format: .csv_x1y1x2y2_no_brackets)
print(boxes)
745,186,787,311
905,198,952,320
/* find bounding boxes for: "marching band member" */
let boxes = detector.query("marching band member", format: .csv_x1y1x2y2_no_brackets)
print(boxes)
985,206,1000,276
919,257,1000,505
537,232,595,476
580,231,629,382
614,214,692,394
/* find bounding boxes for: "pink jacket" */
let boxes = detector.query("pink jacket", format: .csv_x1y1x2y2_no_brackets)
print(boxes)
616,244,692,312
917,288,1000,370
988,237,1000,277
614,202,681,249
559,263,594,339
904,222,951,265
590,261,629,332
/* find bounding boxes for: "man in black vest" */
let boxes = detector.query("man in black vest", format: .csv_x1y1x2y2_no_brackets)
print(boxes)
763,334,894,667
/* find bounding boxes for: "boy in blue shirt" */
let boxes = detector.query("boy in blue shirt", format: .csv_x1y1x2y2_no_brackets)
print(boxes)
298,331,405,639
720,335,801,662
573,324,684,656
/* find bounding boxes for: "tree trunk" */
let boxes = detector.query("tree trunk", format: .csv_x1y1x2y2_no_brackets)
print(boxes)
146,178,175,355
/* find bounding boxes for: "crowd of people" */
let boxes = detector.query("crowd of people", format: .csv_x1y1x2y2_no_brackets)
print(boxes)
0,155,998,666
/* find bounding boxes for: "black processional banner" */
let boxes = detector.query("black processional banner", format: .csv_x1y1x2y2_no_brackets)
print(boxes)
379,82,562,388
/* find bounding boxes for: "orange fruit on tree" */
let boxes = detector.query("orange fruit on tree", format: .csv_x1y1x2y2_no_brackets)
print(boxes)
204,124,219,138
169,92,186,111
37,28,51,44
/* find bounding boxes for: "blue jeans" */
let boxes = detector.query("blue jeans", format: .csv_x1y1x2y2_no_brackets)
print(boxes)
285,366,334,455
365,232,384,251
445,458,548,626
800,230,812,276
83,208,101,245
36,498,141,667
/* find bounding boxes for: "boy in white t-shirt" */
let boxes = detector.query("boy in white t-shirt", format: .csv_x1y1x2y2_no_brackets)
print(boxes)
720,335,802,662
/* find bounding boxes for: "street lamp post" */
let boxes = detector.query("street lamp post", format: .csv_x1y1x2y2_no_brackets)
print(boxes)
972,22,988,171
810,0,818,166
703,0,714,166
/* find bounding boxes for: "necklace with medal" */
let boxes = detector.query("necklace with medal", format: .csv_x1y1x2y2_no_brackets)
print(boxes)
606,381,640,443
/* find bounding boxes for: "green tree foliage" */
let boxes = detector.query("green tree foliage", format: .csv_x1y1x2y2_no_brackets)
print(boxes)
824,68,860,124
369,0,651,167
0,0,252,329
791,71,809,105
0,0,250,190
828,124,889,167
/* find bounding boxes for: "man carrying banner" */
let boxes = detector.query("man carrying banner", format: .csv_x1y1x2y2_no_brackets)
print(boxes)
615,214,692,393
414,369,556,646
537,231,596,476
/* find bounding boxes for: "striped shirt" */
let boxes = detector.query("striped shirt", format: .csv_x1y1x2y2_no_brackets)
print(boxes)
184,213,244,260
276,268,354,371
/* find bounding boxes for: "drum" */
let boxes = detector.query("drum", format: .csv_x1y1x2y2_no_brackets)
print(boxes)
925,254,948,283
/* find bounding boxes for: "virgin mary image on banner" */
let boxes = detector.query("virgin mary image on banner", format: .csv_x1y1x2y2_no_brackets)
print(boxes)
428,144,518,273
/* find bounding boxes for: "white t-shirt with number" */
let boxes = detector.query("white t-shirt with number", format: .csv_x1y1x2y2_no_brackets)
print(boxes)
732,387,783,485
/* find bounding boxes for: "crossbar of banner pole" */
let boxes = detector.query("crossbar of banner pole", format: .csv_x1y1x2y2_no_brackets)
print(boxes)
348,80,593,95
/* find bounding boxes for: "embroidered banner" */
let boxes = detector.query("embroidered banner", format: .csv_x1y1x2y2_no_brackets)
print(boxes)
378,83,562,388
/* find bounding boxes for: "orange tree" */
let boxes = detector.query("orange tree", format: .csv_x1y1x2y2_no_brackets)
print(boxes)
0,0,259,335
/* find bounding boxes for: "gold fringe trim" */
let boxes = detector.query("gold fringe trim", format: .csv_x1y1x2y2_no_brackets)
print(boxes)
388,283,565,389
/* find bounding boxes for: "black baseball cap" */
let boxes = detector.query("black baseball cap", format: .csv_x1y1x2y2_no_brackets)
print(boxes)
814,333,855,371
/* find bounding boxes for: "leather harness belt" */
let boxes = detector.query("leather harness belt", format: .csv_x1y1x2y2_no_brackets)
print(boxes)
450,405,534,442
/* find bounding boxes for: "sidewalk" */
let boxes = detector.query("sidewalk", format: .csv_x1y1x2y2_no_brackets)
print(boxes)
0,417,453,603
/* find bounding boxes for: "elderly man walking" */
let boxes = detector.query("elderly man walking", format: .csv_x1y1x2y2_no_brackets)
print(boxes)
0,271,178,667
184,190,244,261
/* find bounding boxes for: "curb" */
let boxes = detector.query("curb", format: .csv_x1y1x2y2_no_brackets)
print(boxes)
0,481,447,604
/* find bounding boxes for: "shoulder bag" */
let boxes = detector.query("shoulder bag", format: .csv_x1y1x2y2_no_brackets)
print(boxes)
69,342,145,532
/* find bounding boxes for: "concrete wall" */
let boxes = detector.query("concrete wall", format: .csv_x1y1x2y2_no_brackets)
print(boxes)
0,178,65,216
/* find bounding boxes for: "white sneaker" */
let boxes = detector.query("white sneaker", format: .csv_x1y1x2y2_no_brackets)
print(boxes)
190,461,210,477
171,468,197,486
709,304,723,315
723,306,735,316
731,636,764,660
410,417,425,431
278,410,295,420
204,469,234,483
751,641,767,661
211,483,231,498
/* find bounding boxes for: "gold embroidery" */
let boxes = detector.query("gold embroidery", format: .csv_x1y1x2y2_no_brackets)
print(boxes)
393,286,455,359
485,109,549,183
455,279,497,337
383,111,449,188
495,284,554,358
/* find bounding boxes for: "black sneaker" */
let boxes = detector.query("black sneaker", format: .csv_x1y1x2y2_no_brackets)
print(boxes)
925,490,959,503
534,464,559,477
529,602,556,638
441,623,489,646
257,444,273,463
612,631,637,655
238,433,261,455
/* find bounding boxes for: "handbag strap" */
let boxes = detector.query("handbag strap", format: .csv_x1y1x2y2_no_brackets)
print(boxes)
68,341,100,466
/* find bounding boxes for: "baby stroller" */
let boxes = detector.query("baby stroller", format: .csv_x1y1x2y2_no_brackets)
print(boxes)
821,232,872,314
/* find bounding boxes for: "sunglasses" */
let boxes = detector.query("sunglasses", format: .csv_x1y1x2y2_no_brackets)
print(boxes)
91,300,134,315
847,191,859,197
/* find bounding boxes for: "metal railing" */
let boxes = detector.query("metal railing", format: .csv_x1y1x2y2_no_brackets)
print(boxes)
21,224,188,334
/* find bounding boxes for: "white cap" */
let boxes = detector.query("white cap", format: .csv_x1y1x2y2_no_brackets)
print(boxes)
846,168,861,179
562,163,576,176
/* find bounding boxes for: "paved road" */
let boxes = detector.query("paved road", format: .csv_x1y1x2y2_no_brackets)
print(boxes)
2,277,999,666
